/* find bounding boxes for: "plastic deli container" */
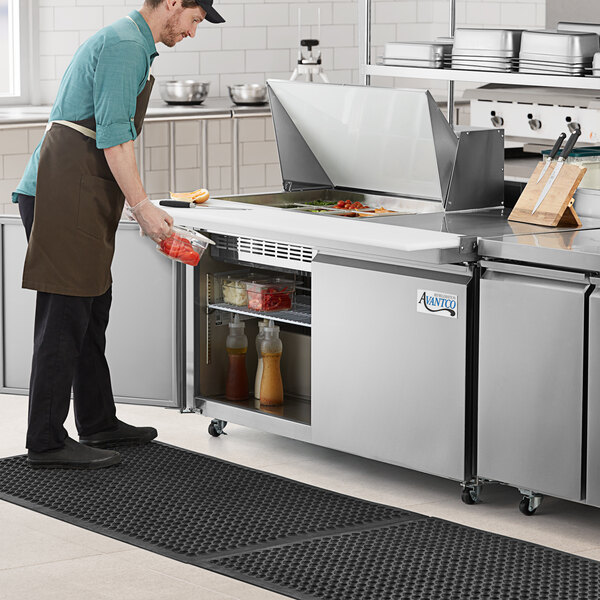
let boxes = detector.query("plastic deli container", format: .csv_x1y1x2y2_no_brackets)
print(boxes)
215,270,267,307
157,225,213,266
245,278,296,312
542,146,600,189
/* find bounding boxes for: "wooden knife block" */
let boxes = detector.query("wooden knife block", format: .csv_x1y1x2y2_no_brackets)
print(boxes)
508,160,585,228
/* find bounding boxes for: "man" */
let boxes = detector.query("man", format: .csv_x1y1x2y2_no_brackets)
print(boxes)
12,0,225,469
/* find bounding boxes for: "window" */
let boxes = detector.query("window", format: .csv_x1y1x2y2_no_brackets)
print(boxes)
0,0,32,104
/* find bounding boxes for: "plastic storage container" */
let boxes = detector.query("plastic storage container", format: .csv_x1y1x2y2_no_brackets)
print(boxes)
542,146,600,189
215,270,267,306
157,225,213,266
245,278,296,312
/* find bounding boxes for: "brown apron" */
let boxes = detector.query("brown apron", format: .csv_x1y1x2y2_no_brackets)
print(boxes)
23,75,155,297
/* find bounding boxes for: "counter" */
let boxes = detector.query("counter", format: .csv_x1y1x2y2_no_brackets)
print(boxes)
0,98,271,128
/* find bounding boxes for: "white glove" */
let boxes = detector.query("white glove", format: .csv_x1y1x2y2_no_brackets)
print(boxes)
129,198,174,243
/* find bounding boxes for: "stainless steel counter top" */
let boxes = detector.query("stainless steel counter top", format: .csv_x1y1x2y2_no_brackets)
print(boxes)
479,228,600,272
0,97,272,127
367,207,600,238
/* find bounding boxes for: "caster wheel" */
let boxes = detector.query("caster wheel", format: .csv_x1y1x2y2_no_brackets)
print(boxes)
208,419,227,437
461,488,476,505
519,497,537,516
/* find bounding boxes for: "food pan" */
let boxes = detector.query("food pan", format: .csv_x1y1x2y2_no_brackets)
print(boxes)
452,47,518,59
518,53,591,65
520,30,599,60
594,52,600,76
379,57,445,69
453,28,522,55
452,57,515,68
383,41,452,61
519,51,593,64
557,22,600,37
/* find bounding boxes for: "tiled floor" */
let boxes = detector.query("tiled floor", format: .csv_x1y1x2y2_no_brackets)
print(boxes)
2,394,600,599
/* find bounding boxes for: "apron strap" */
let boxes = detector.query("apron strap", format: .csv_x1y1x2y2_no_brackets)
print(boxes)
46,120,97,140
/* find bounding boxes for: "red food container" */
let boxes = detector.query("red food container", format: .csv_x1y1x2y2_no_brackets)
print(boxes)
157,226,212,266
245,278,296,312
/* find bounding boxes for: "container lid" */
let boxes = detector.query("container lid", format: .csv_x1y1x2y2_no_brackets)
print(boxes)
267,80,458,202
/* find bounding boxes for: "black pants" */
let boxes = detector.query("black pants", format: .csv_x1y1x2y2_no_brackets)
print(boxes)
18,194,117,452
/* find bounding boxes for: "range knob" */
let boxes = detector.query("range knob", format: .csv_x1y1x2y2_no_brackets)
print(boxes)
528,118,542,131
491,115,504,127
568,121,581,134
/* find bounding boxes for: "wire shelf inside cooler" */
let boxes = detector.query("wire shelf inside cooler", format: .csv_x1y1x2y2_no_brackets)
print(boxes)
208,299,311,327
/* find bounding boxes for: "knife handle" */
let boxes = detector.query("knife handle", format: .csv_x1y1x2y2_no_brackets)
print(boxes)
159,200,193,208
560,129,581,161
549,132,566,160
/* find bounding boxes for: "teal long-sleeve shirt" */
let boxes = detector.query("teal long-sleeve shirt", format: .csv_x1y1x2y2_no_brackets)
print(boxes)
13,10,158,202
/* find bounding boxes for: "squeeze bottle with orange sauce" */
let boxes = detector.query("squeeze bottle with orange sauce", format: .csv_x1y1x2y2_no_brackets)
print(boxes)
259,321,283,406
254,319,269,399
225,314,249,401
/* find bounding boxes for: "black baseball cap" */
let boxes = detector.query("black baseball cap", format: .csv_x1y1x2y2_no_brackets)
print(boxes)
196,0,225,23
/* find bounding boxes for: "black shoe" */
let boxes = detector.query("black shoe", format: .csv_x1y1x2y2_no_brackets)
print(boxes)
79,419,158,448
28,437,121,470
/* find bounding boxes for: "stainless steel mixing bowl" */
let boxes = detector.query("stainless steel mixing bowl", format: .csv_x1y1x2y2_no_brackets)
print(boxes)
228,84,268,105
159,80,210,104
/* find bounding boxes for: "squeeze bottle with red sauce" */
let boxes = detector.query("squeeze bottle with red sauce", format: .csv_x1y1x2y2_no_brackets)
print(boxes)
225,314,249,401
259,321,283,406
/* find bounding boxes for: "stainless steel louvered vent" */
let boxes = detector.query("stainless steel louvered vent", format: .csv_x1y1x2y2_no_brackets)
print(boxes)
237,236,315,271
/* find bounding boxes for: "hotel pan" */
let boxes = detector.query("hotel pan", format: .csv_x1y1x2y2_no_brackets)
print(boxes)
520,30,599,60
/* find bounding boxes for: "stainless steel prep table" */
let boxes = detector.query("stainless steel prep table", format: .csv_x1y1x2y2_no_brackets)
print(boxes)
162,81,509,499
167,82,600,512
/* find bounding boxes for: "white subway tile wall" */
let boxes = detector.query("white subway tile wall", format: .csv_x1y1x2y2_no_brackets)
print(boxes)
0,0,545,213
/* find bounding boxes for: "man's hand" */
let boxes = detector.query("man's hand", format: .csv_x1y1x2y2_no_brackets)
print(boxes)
130,198,174,243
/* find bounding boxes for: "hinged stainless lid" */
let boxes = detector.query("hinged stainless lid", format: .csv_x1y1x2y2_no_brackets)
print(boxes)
267,80,458,202
267,80,504,212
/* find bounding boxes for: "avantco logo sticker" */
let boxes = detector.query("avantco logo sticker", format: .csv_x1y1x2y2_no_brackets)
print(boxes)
417,289,457,318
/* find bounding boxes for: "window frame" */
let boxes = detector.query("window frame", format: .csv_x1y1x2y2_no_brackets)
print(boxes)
0,0,38,106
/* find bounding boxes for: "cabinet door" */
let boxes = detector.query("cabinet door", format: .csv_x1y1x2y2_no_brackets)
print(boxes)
0,219,181,408
107,223,181,407
1,220,35,391
478,267,588,501
587,284,600,507
311,255,472,481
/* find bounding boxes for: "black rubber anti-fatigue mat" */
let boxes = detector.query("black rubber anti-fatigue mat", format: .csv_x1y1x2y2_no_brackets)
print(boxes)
1,442,600,600
209,519,600,600
0,442,420,560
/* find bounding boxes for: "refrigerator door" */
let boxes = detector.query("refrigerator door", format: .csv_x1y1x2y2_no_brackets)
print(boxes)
311,254,474,481
0,218,183,408
586,279,600,507
478,262,589,501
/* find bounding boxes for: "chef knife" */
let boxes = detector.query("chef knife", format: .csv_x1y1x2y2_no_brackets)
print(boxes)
159,200,248,210
531,129,581,215
535,132,566,184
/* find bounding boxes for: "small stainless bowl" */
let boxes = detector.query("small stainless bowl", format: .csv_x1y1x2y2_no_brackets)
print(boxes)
160,80,210,104
228,84,268,105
